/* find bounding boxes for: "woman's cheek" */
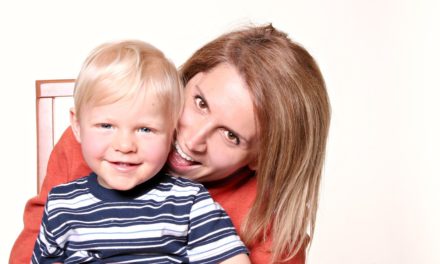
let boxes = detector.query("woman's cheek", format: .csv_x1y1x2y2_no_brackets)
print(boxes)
209,147,244,169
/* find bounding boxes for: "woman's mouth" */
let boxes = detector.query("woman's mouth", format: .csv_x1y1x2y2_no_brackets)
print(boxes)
175,141,194,162
168,141,200,168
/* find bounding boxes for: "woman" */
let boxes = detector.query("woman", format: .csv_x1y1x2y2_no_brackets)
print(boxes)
11,24,330,264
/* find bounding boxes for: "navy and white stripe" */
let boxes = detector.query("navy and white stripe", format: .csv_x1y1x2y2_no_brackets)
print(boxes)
32,172,247,263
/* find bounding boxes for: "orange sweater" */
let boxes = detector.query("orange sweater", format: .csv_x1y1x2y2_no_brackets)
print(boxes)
10,127,305,264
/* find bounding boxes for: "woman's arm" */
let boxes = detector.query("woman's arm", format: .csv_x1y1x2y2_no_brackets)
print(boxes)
9,127,90,264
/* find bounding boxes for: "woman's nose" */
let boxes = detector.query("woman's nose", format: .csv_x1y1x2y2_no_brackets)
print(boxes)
185,124,210,153
113,131,136,153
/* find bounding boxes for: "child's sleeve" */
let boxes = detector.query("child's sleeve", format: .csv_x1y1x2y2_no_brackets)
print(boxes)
31,193,66,263
186,186,248,264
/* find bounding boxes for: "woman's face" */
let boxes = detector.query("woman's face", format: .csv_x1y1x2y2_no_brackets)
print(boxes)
167,63,259,182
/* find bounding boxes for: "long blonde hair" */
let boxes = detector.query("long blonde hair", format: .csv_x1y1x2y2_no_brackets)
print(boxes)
180,24,330,262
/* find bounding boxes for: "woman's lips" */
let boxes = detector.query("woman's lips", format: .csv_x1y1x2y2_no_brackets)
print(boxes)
168,142,200,169
168,148,194,167
174,141,194,162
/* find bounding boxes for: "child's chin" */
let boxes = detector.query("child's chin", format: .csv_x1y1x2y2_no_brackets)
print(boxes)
113,184,135,191
108,180,137,191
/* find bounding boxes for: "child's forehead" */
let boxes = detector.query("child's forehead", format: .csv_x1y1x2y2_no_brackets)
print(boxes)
80,98,173,131
90,90,165,109
81,95,169,123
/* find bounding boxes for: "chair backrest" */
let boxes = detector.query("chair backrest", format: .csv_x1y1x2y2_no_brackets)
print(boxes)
36,79,75,193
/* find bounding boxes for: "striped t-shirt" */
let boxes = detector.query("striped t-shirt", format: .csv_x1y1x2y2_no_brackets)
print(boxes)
32,172,247,263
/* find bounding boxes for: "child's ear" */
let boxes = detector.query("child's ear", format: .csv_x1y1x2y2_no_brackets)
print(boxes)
70,107,82,143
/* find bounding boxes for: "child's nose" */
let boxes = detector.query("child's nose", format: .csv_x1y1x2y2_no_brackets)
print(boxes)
113,131,136,153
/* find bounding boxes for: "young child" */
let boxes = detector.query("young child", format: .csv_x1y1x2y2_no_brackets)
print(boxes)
32,40,249,263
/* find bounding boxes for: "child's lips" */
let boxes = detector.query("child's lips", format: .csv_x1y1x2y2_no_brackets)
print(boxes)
109,161,141,172
112,161,138,166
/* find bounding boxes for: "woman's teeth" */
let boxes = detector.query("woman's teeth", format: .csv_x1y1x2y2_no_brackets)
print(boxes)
175,142,194,162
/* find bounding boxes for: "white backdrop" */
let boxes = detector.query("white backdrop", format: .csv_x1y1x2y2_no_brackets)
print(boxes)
1,0,439,263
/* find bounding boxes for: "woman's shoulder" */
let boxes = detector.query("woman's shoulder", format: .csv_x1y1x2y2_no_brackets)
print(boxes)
205,169,257,231
207,168,257,201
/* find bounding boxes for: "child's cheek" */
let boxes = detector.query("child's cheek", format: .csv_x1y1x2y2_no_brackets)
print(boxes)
80,131,109,160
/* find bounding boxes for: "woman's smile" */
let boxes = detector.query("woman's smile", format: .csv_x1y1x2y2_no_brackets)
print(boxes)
167,141,201,172
174,141,195,162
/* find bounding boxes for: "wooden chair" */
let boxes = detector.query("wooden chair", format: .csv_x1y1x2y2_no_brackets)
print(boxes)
36,79,75,193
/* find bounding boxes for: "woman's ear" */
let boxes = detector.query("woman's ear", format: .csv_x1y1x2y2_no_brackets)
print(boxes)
70,107,82,143
248,157,258,171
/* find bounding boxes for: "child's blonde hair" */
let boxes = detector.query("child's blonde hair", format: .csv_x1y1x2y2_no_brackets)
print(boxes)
74,40,183,129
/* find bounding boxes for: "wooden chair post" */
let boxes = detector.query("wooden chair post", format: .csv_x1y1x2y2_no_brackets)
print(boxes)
36,79,75,193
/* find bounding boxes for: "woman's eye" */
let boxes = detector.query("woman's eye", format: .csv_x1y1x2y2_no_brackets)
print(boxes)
194,95,208,110
139,127,152,133
223,130,240,145
100,123,112,129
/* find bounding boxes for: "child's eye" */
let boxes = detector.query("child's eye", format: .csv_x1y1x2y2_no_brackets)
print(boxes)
194,95,208,110
100,123,113,129
138,127,152,133
223,130,240,145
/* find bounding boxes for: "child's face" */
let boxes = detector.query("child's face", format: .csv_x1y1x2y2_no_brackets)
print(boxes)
71,92,172,191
